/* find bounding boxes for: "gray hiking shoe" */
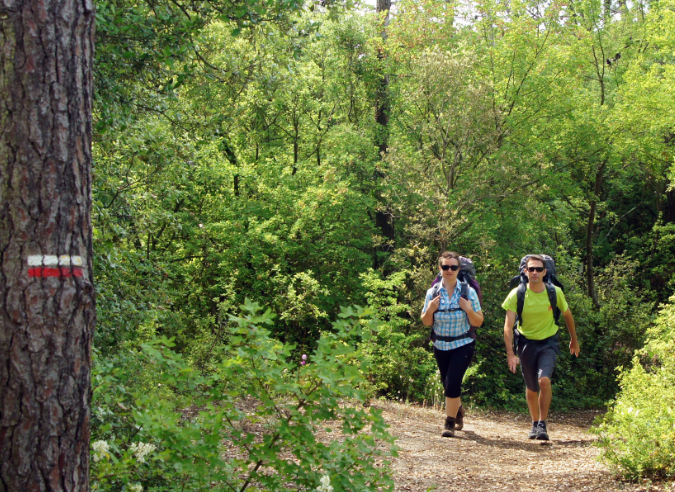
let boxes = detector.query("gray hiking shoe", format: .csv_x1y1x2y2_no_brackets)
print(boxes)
442,416,456,437
536,421,549,441
528,422,538,439
455,405,465,431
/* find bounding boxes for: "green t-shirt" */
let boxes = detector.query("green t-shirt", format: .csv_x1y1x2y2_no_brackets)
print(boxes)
502,286,568,340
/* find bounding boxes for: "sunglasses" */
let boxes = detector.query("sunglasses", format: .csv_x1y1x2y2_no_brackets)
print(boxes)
441,264,460,271
527,267,545,273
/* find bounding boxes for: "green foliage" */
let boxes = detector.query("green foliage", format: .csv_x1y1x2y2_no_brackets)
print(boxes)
92,14,383,357
637,223,675,304
91,0,675,443
358,269,437,402
550,254,653,408
595,296,675,480
91,301,396,491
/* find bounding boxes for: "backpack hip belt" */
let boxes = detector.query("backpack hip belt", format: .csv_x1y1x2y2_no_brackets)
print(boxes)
430,329,473,343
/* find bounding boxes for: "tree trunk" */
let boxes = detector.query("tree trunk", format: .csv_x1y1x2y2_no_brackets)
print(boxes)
663,186,675,224
292,118,299,175
373,0,394,257
375,0,391,155
0,0,95,488
585,162,605,309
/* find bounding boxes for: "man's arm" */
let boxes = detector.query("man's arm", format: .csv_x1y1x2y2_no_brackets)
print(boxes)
503,310,519,373
562,309,580,356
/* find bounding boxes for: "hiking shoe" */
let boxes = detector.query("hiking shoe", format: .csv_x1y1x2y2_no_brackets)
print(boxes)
442,416,456,438
455,405,465,431
528,422,538,439
536,421,549,441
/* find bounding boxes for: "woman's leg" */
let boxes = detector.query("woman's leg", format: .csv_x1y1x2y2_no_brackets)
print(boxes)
434,342,475,417
443,342,475,417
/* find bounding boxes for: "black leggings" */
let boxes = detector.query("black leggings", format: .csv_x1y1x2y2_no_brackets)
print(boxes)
434,342,475,398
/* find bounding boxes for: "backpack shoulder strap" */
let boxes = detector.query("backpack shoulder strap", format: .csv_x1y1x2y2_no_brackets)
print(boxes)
547,282,561,322
431,282,441,299
460,280,468,300
516,282,527,322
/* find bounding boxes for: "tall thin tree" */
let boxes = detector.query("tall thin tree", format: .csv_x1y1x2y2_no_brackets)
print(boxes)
375,0,395,253
0,0,95,488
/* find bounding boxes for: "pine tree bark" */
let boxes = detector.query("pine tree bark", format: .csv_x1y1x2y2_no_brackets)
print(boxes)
0,0,95,488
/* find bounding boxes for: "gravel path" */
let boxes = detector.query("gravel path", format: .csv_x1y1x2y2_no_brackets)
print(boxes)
373,401,671,492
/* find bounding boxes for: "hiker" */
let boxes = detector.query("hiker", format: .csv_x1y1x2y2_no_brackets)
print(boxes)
422,251,483,438
502,254,580,441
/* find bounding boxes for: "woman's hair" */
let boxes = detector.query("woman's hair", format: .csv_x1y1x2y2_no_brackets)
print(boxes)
438,251,461,266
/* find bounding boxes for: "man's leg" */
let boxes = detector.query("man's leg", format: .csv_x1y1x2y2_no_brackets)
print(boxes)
538,377,552,422
535,347,557,441
526,388,539,422
519,341,542,439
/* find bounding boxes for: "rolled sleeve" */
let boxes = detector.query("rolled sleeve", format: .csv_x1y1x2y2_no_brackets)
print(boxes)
422,290,433,314
469,288,481,312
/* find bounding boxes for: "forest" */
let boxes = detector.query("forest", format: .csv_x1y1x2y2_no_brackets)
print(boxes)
84,0,675,487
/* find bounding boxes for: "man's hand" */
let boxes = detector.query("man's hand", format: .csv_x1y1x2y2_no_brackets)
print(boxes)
507,353,519,373
459,296,473,313
427,295,441,313
569,339,580,357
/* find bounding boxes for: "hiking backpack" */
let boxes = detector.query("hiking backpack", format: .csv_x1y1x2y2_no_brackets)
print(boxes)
428,256,483,342
508,254,564,328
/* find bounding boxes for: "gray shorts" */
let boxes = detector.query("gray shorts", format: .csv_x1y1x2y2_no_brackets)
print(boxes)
516,332,560,392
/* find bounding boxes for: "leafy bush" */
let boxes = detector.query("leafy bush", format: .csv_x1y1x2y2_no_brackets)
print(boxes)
551,255,653,409
91,301,396,491
595,295,675,480
358,269,437,403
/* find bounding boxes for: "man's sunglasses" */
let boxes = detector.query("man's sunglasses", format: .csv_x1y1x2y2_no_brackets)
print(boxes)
527,267,545,273
441,264,460,271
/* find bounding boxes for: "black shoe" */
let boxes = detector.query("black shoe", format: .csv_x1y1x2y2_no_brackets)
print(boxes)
536,421,549,441
442,416,456,437
455,405,465,431
528,422,538,440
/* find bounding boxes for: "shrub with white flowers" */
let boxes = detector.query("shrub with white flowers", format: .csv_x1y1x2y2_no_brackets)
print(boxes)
92,440,110,462
316,475,333,492
129,442,156,463
90,304,396,491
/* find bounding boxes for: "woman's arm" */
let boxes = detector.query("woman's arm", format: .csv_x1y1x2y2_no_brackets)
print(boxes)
459,288,484,327
421,295,440,326
459,297,484,326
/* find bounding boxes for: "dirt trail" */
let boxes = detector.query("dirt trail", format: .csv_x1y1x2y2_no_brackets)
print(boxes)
373,401,669,492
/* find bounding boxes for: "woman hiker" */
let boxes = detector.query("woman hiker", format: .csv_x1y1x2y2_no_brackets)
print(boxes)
421,251,484,437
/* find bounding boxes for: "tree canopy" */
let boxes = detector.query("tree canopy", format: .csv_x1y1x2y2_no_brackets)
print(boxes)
86,0,675,486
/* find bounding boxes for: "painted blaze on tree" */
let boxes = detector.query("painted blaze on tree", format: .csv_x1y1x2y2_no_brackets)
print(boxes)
0,0,95,487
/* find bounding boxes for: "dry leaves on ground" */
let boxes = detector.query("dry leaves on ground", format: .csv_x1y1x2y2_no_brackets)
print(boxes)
373,401,673,492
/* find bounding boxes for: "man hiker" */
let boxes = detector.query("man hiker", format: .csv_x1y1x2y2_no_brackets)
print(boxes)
502,255,580,440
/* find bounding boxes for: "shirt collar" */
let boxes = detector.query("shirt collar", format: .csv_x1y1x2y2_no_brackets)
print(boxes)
439,281,462,296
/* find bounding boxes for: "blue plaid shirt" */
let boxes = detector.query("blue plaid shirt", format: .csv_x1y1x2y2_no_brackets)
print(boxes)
423,282,481,351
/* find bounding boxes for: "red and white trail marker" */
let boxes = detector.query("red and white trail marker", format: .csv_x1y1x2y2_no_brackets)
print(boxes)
28,255,84,278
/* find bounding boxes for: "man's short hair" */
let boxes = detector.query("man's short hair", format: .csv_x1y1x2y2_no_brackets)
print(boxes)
438,251,461,266
526,254,546,268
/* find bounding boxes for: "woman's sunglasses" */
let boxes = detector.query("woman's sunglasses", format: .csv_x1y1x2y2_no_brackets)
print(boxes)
441,265,460,271
527,267,545,273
